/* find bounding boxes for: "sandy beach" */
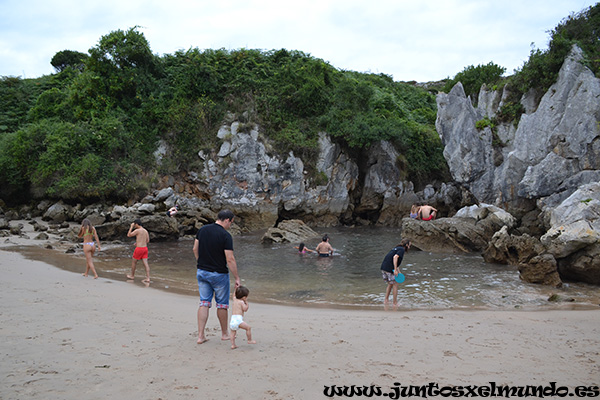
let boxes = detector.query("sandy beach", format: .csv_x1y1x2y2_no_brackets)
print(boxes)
1,244,599,400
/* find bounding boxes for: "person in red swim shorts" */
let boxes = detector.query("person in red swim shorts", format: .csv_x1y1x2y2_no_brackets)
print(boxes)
418,204,438,221
127,219,151,283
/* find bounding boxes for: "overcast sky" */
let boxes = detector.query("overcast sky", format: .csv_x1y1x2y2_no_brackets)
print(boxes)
1,0,597,82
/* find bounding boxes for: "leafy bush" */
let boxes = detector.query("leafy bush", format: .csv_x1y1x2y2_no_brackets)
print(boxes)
509,4,600,96
51,50,88,72
0,27,447,203
475,117,493,131
3,118,148,200
443,62,506,100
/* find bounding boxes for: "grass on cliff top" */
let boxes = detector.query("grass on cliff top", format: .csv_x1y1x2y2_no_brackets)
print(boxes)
0,27,447,204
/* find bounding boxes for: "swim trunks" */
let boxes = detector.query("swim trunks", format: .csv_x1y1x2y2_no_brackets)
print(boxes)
381,270,396,284
421,215,434,221
133,247,148,260
230,314,244,330
318,253,330,257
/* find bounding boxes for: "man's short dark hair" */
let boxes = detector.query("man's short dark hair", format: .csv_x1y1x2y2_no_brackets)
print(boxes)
134,218,142,226
217,209,235,222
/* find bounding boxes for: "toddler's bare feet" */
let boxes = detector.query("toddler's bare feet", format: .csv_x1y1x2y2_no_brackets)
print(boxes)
248,340,257,344
231,344,238,349
197,337,208,344
126,275,134,280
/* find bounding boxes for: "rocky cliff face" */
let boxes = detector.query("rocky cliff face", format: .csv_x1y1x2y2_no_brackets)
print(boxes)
437,45,600,217
16,45,600,286
437,45,600,286
184,123,450,230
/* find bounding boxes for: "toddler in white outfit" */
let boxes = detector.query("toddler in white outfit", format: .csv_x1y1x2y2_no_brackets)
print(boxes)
230,286,257,349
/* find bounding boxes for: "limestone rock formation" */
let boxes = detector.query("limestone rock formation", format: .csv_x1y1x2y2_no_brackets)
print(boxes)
436,45,600,285
261,219,320,244
401,204,514,253
191,122,434,229
541,183,600,284
437,45,600,212
483,226,562,287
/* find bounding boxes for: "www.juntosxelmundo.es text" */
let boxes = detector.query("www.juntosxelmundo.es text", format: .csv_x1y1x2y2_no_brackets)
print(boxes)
323,382,599,398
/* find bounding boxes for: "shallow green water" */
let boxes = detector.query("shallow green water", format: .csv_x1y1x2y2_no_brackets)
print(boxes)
42,225,599,310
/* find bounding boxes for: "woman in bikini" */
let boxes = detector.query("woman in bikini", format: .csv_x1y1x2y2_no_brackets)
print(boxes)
78,218,101,278
294,242,315,254
410,204,420,219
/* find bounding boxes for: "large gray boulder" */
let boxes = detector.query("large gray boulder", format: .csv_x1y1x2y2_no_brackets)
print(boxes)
42,201,74,223
401,204,514,253
541,182,600,256
540,183,600,284
483,226,562,287
261,219,320,244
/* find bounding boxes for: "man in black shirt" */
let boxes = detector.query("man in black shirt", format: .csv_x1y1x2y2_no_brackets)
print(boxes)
380,238,411,306
193,209,241,344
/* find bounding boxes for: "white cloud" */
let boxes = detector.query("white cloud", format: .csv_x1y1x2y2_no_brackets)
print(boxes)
0,0,596,81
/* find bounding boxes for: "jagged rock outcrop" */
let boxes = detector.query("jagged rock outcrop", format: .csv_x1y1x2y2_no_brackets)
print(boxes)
541,183,600,284
436,45,600,285
261,219,320,244
190,122,454,229
483,226,562,287
437,45,600,212
401,204,515,253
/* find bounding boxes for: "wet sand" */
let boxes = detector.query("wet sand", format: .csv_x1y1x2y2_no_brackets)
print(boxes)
1,245,599,399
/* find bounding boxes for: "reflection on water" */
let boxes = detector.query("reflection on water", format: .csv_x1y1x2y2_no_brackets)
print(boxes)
15,226,600,310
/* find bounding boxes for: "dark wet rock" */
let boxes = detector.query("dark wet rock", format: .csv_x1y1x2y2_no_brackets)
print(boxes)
34,232,49,240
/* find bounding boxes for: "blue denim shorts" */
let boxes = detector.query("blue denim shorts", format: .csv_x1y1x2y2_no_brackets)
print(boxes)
196,269,230,309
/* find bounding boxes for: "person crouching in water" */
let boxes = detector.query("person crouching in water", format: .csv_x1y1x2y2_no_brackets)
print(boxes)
380,238,411,306
230,286,257,349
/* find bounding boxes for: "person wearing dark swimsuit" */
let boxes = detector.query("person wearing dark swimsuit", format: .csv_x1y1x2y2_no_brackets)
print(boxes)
315,235,333,257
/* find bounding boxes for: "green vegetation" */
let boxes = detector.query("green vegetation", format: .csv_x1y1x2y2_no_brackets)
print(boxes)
475,117,505,148
511,4,600,95
445,4,600,127
502,4,600,122
442,62,506,101
50,50,88,72
6,3,596,205
0,27,447,204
